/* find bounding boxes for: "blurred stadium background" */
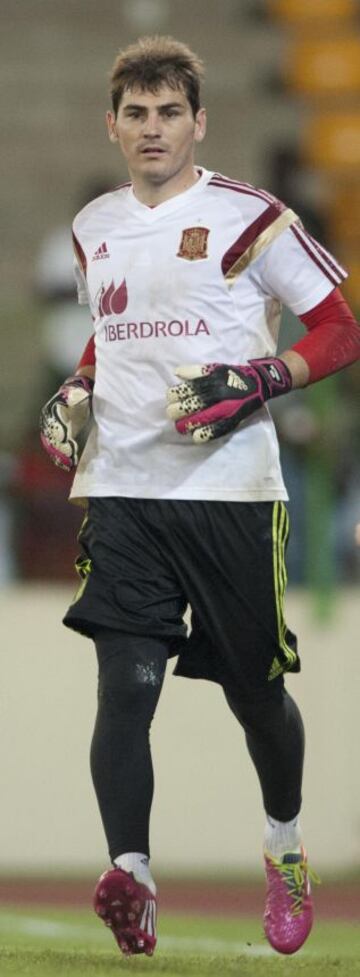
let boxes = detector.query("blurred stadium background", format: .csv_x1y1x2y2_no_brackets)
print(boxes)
1,0,359,898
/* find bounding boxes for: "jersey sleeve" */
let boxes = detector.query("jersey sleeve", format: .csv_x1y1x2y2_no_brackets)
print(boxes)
73,256,89,306
251,221,348,316
72,227,90,306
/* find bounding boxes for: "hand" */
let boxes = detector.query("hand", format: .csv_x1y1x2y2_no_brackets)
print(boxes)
39,375,94,470
166,358,292,443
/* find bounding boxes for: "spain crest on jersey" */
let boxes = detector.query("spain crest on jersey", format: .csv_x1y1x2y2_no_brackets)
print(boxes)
177,226,210,261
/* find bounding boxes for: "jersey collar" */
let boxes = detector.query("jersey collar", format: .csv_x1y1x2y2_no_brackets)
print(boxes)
123,168,213,221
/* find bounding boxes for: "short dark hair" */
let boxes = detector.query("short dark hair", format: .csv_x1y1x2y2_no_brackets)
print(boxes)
109,35,204,118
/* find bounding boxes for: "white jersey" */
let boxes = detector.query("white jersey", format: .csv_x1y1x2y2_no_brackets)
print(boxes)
70,168,347,502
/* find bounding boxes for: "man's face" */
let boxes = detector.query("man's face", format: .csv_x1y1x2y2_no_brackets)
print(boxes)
106,84,206,187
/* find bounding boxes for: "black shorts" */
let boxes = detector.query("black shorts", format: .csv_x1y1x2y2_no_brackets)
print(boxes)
63,497,299,700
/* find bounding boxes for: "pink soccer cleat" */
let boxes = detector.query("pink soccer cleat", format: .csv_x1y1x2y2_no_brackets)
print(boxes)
263,847,319,954
94,867,157,957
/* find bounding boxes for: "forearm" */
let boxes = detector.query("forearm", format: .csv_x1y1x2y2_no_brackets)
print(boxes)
279,288,360,390
76,333,96,379
279,349,310,389
293,289,360,384
76,363,95,380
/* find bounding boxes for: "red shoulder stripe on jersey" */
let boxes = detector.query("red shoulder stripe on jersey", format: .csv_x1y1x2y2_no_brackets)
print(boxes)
221,201,286,277
294,225,347,282
113,181,132,190
290,224,345,287
210,180,277,205
209,174,276,205
211,173,257,190
72,232,87,275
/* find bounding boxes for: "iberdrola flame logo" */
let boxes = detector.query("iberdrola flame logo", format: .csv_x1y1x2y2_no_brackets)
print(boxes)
98,279,128,317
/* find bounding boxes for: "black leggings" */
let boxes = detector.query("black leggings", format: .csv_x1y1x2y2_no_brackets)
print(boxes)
91,630,304,861
223,686,304,822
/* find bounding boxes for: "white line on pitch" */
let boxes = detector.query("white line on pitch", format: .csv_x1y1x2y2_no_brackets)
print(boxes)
0,913,305,958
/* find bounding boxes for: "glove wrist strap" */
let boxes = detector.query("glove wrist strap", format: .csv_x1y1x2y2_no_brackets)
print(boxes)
248,357,292,400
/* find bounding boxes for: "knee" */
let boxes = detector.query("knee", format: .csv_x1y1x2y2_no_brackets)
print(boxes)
224,683,286,733
225,685,303,741
100,655,162,709
95,631,167,719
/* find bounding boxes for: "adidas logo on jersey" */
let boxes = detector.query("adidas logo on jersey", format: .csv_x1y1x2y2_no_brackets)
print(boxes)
92,242,110,261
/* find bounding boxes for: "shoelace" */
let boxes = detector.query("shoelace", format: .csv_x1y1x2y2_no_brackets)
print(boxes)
270,856,321,916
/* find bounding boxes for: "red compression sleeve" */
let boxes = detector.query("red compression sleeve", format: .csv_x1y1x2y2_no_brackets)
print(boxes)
76,333,95,371
292,288,360,383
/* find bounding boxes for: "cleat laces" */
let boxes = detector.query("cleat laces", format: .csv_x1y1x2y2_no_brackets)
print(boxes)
269,853,321,916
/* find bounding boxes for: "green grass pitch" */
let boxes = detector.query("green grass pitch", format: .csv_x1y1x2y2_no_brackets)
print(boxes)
0,905,359,977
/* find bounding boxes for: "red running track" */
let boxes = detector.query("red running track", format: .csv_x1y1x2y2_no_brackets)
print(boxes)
0,877,359,920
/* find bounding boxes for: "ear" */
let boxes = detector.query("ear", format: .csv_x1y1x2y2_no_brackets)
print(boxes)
106,110,118,144
194,107,207,145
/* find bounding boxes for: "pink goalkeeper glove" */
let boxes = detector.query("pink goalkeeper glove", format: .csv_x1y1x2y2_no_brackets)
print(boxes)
40,375,94,470
166,358,292,443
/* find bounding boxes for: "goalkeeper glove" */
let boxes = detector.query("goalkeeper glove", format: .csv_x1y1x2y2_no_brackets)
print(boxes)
166,358,292,443
39,375,94,470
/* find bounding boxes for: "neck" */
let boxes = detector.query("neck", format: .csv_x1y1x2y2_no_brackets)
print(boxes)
131,166,201,207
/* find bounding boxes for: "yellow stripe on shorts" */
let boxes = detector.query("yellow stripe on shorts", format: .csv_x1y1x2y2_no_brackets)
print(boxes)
70,556,92,606
67,512,91,606
271,501,297,674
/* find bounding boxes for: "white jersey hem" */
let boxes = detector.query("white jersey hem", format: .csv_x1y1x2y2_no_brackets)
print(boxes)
69,484,289,503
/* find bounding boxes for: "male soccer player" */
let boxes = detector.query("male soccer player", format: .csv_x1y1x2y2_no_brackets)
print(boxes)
40,36,360,958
